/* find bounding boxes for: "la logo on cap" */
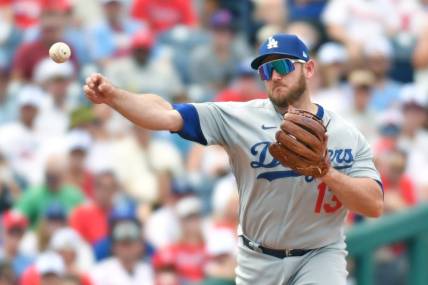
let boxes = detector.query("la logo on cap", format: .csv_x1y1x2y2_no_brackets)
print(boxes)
267,36,278,49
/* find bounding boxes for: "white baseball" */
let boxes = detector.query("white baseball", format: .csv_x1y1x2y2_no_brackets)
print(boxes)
49,42,71,63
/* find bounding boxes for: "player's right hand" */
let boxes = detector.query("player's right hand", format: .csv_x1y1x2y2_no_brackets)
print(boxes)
83,73,116,105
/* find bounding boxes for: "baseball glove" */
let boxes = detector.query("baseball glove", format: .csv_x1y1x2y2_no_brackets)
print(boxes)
269,109,330,177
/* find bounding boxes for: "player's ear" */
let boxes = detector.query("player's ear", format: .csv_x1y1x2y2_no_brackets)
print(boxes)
303,59,316,79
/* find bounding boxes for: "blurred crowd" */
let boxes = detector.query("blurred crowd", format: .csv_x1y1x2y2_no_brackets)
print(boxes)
0,0,428,284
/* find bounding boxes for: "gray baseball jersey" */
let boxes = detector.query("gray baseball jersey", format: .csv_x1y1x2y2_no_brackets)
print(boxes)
173,99,381,250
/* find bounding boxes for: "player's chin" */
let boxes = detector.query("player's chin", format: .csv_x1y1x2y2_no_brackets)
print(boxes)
269,90,291,107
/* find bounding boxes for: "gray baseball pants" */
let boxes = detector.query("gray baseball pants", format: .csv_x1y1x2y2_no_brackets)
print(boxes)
235,239,348,285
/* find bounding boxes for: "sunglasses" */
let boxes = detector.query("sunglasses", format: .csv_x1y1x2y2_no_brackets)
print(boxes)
258,58,306,81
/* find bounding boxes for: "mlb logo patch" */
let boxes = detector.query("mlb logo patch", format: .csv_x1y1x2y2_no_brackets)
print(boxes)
267,37,278,49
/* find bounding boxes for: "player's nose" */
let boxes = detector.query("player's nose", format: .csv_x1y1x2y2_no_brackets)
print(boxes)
271,70,283,81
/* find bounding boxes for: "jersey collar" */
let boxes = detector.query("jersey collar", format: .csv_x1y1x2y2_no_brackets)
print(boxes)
315,104,324,120
267,99,325,120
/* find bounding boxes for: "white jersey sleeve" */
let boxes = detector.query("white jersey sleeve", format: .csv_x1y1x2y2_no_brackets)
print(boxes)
172,102,239,146
348,130,380,182
326,111,382,189
192,102,228,145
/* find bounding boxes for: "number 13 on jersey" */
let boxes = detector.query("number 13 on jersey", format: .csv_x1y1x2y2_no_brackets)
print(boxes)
314,183,342,214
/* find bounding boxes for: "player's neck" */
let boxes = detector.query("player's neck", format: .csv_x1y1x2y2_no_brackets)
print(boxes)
275,97,317,115
290,99,317,114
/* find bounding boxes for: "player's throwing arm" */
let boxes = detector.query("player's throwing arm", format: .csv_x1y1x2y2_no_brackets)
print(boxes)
84,73,183,132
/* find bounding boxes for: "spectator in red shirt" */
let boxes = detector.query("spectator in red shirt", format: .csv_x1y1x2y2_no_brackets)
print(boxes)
0,0,70,30
374,149,415,285
131,0,197,35
69,171,118,245
153,196,206,284
373,110,402,158
214,59,267,102
378,149,417,212
0,211,33,277
11,8,77,82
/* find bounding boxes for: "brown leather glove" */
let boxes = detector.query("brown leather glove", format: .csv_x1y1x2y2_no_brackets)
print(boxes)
269,109,330,177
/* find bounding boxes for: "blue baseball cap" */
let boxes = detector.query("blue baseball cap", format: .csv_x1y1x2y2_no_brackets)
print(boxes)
251,34,310,70
109,202,137,222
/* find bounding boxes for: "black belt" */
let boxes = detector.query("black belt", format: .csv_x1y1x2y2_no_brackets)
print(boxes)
241,235,312,259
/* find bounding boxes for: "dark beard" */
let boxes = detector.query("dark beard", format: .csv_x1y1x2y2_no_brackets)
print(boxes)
269,70,307,108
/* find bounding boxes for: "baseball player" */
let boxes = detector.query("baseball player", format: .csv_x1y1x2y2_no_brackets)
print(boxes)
84,34,384,284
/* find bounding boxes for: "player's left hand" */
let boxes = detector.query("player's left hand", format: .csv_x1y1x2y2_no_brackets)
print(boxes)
269,108,330,178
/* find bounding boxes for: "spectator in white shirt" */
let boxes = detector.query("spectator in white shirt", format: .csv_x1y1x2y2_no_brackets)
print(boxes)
111,125,183,204
36,252,65,285
364,38,402,112
144,185,181,250
49,228,95,274
207,173,239,237
203,229,237,284
322,0,399,62
397,84,428,198
413,16,428,95
313,42,351,114
90,220,154,285
21,251,66,285
33,58,76,139
339,70,379,144
0,85,44,185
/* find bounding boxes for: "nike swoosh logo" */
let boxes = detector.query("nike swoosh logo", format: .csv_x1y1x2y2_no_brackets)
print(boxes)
261,125,277,130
